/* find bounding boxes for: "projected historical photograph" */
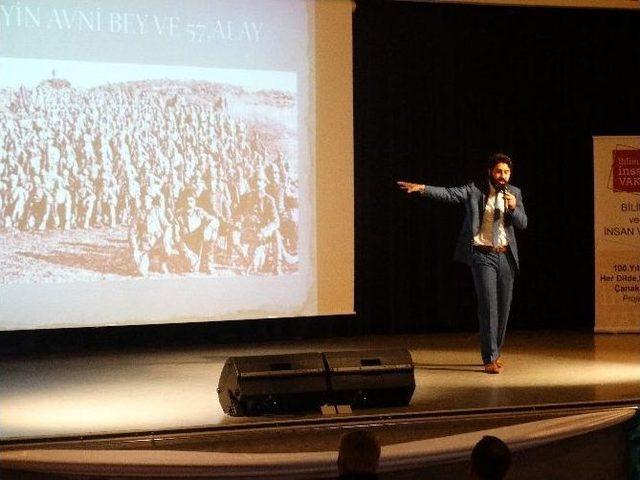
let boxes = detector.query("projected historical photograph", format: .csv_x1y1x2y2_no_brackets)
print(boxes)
0,59,299,284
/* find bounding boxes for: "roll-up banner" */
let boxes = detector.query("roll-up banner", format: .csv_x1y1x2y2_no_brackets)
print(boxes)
593,136,640,333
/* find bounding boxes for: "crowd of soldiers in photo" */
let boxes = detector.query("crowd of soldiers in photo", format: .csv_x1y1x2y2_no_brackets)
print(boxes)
0,79,299,276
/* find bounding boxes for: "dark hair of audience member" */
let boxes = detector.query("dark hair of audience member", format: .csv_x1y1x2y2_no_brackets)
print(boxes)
470,435,511,480
337,430,381,477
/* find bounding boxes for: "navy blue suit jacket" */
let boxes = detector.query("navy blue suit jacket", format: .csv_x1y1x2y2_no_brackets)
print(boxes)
422,181,528,270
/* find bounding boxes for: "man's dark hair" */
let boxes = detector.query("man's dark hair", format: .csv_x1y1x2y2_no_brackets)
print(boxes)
487,153,513,171
470,435,511,480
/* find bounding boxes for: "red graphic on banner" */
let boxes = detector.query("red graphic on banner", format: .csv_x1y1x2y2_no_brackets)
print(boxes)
612,149,640,192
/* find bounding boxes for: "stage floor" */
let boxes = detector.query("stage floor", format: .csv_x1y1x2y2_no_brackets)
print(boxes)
1,331,639,443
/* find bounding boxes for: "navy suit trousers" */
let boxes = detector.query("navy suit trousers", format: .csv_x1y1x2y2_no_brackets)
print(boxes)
470,249,516,364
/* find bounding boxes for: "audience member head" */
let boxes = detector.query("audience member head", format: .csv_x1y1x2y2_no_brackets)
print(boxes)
470,435,511,480
337,430,381,477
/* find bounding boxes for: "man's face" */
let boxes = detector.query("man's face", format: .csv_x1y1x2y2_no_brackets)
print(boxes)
489,162,511,189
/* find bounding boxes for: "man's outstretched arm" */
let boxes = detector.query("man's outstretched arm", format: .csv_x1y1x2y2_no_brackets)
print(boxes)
397,181,469,204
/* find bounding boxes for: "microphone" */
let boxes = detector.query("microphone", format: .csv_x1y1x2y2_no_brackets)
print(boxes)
499,184,509,212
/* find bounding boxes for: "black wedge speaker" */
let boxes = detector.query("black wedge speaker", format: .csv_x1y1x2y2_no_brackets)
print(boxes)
217,352,328,416
323,349,415,408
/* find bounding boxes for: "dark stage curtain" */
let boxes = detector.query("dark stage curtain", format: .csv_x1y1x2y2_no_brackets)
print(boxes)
353,1,640,334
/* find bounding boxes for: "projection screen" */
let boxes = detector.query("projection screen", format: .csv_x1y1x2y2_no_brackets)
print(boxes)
0,0,354,330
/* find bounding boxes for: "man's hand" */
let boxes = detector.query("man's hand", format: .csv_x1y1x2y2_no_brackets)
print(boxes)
504,191,517,211
397,181,425,194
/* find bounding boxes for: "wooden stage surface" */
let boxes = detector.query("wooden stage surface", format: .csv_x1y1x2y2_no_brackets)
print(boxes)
1,331,639,449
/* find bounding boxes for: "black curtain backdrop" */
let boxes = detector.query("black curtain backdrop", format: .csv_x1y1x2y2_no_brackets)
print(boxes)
2,1,640,353
354,0,640,335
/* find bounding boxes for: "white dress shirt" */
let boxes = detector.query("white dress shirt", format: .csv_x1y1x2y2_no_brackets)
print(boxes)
473,185,508,247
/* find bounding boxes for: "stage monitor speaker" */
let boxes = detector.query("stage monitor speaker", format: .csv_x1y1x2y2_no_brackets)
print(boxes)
217,352,328,416
323,349,415,409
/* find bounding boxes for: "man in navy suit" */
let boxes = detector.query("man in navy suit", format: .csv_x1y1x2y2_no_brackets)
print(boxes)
398,153,528,374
